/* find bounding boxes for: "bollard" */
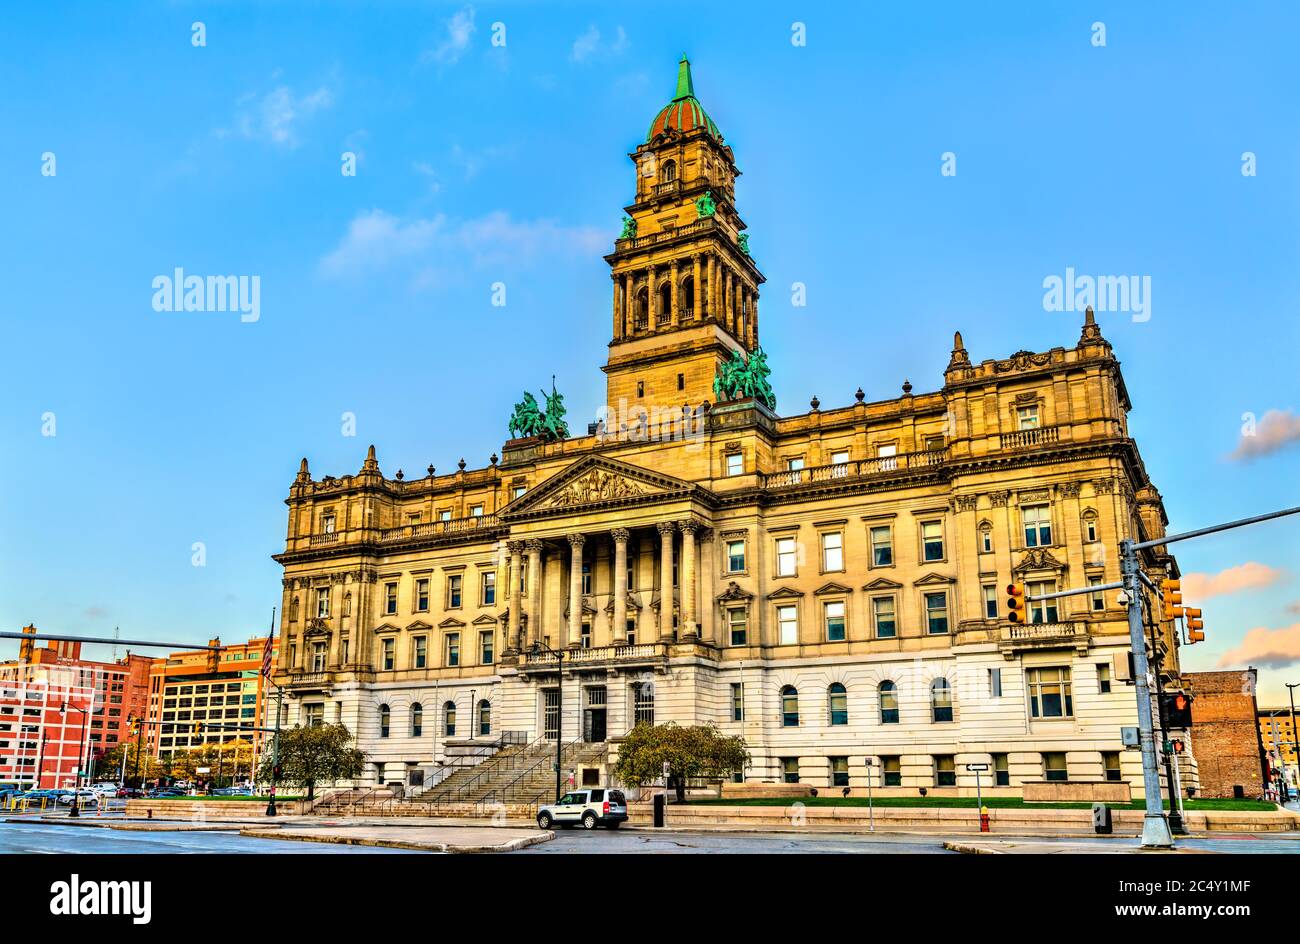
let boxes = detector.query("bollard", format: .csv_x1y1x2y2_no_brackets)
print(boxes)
979,806,990,833
147,808,153,820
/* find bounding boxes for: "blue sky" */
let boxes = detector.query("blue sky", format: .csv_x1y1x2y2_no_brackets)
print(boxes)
1,2,1297,701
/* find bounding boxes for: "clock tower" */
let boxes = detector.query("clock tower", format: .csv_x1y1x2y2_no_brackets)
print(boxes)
603,56,766,417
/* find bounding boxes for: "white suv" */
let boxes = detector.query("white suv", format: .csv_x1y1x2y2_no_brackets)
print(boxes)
536,788,628,830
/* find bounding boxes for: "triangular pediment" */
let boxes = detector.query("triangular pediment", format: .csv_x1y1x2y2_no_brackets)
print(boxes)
405,619,433,632
373,622,401,635
914,572,956,587
863,577,903,591
767,586,805,600
471,614,498,625
715,581,753,603
501,454,696,518
438,617,466,629
814,581,852,596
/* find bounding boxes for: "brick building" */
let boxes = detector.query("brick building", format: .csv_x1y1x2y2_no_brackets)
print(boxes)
1183,669,1267,799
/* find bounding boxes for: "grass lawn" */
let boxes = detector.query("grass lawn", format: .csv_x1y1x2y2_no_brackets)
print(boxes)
687,796,1276,812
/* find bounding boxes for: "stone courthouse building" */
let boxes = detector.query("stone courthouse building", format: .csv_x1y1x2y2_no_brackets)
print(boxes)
271,58,1195,797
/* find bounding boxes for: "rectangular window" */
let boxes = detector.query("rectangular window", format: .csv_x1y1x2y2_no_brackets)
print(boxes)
728,607,747,646
384,582,397,616
730,683,744,721
480,631,494,665
1097,662,1112,694
1027,667,1073,719
870,526,893,567
777,605,799,646
875,443,897,471
1088,576,1105,612
785,456,805,471
993,753,1010,786
470,503,484,517
725,452,743,476
633,681,655,726
924,592,949,635
481,571,496,606
1085,518,1098,543
543,689,560,739
775,537,797,577
821,531,843,572
304,703,324,728
321,514,335,534
311,642,327,672
315,587,330,619
824,601,846,642
415,578,430,612
981,529,993,553
1016,405,1040,429
726,539,746,573
883,756,901,787
830,449,850,465
872,597,897,638
381,638,395,671
513,485,527,500
1028,580,1059,624
935,755,956,787
1043,752,1068,782
581,623,592,648
983,585,998,619
1102,751,1121,782
989,667,1003,698
412,636,427,669
830,756,849,788
447,574,463,608
1023,505,1052,547
439,510,451,522
581,562,592,595
445,634,460,668
921,520,944,561
781,758,799,784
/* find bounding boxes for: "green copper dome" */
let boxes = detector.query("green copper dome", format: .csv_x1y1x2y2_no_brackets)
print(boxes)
646,56,721,142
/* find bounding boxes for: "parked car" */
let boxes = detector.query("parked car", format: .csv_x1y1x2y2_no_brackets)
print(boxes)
535,788,628,830
144,788,184,799
115,786,145,799
90,782,119,796
56,789,99,806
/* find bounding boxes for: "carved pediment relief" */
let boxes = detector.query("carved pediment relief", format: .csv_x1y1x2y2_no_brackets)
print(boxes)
503,455,695,518
545,470,647,508
716,581,752,603
1013,548,1068,574
304,618,331,638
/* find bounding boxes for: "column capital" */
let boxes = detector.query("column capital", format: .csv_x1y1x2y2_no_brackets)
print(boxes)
567,532,586,549
656,520,676,536
507,540,526,555
677,519,701,534
611,527,631,543
524,538,544,552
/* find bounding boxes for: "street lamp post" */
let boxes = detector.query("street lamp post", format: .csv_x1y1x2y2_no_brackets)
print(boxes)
1287,683,1300,801
529,642,566,802
60,702,88,818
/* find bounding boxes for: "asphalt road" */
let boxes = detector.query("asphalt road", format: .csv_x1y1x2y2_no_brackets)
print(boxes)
0,821,425,854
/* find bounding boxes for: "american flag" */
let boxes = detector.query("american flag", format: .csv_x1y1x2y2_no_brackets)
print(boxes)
261,632,274,679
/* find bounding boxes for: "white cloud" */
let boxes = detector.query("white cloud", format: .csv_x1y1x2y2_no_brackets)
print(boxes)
571,24,628,63
318,209,605,280
422,6,476,66
1219,623,1300,669
220,83,334,148
1228,409,1300,461
1182,562,1288,600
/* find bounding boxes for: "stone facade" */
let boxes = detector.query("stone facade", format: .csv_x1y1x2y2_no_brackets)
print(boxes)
268,58,1194,797
1182,670,1266,798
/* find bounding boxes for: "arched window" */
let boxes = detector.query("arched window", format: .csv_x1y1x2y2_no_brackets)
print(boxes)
478,699,491,736
681,275,695,318
378,704,391,738
662,159,677,182
289,597,300,622
780,685,799,727
931,679,953,723
443,700,457,737
878,681,899,724
343,592,352,618
828,683,848,726
634,288,649,330
410,703,423,737
656,282,672,326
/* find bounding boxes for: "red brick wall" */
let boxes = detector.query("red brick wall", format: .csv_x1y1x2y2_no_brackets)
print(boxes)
1184,670,1266,799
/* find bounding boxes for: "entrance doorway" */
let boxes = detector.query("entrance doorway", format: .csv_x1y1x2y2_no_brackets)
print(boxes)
583,686,607,743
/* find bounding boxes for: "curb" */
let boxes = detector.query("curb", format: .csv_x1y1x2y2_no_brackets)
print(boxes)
236,827,555,853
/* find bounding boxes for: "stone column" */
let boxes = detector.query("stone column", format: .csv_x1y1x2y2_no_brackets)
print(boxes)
679,520,699,639
566,533,585,649
750,294,759,348
612,528,629,645
611,275,622,341
525,539,543,649
707,255,717,321
648,265,658,327
657,521,676,641
624,273,634,335
507,540,524,652
692,255,702,320
670,260,680,327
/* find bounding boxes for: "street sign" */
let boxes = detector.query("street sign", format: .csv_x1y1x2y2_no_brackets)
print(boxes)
965,763,989,771
1120,726,1140,747
196,766,211,774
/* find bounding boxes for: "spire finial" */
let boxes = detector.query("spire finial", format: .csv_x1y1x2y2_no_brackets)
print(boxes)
1079,305,1105,345
674,55,695,100
362,444,379,472
947,329,971,371
296,457,310,483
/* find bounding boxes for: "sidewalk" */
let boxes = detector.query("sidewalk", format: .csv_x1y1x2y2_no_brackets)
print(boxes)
943,839,1214,855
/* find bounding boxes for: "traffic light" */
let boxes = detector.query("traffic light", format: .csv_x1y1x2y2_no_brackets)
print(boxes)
206,638,221,673
272,763,283,781
1162,692,1194,728
1006,582,1025,623
1171,738,1185,755
192,721,204,735
1160,578,1183,620
128,715,140,736
1184,607,1205,643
